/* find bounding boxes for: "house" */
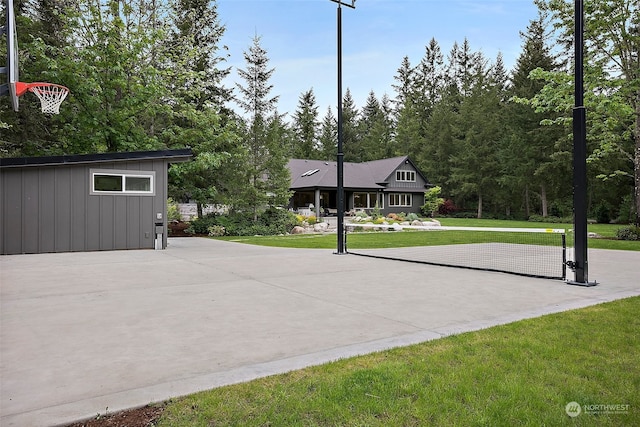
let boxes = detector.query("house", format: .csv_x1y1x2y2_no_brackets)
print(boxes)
287,156,431,218
0,149,192,255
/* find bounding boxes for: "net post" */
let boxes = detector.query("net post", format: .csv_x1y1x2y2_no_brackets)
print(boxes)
343,223,348,253
566,0,596,287
562,233,567,281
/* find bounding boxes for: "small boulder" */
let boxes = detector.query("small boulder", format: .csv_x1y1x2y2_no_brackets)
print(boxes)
313,222,329,232
291,226,306,234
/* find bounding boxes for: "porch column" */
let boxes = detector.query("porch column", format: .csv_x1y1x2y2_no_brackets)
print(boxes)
315,189,321,218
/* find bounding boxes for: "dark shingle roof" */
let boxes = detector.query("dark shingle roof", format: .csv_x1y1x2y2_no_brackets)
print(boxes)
0,149,193,168
288,156,427,191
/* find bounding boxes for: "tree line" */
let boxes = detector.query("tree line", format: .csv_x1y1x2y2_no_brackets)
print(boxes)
1,0,638,224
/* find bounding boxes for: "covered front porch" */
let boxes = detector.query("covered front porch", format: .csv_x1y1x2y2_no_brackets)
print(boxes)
289,189,385,218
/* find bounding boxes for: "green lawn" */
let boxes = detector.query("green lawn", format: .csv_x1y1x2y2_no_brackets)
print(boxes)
217,218,640,251
158,297,640,426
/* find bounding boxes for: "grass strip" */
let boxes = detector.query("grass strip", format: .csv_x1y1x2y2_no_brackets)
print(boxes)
216,219,639,251
158,297,640,426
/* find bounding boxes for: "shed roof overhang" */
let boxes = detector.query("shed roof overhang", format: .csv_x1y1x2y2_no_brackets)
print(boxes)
0,149,193,169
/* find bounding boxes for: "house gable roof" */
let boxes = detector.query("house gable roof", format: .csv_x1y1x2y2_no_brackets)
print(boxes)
288,156,429,191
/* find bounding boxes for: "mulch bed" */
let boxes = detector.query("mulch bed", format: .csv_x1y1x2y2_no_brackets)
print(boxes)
64,404,166,427
168,221,191,237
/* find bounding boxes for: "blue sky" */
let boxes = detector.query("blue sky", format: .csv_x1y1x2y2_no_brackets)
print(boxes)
217,0,540,119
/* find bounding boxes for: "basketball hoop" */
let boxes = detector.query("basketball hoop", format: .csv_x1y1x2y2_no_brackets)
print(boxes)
14,82,70,114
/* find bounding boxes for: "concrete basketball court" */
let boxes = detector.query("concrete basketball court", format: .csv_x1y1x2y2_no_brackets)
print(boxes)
1,237,639,426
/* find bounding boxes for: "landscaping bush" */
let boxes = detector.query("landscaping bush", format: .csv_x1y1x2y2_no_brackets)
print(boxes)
438,199,457,215
406,213,420,221
450,211,478,219
421,186,444,217
207,225,226,237
370,204,382,220
616,194,635,224
616,226,640,241
186,214,222,235
528,214,572,223
167,198,181,222
186,208,297,236
594,201,611,224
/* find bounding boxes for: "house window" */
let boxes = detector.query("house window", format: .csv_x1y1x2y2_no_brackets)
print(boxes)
353,192,383,209
389,193,412,207
91,169,155,195
396,170,416,182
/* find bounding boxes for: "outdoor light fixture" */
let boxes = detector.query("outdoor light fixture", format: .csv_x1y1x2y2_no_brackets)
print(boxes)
330,0,356,255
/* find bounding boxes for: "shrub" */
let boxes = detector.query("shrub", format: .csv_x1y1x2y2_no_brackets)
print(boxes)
207,225,226,237
594,202,611,224
307,215,317,225
387,213,399,221
371,203,382,220
185,208,297,236
373,217,385,224
616,195,634,224
528,214,572,224
616,226,640,241
438,199,457,215
186,214,221,235
257,208,299,235
167,198,181,222
406,213,420,221
421,186,445,217
450,211,478,219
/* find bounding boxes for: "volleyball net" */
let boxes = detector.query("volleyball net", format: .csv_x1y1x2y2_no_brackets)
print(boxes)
344,223,567,280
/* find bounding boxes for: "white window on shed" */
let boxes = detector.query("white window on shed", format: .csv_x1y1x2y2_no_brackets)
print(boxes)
91,169,155,195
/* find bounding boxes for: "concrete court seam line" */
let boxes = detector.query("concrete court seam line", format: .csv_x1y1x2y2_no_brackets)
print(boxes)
252,275,436,332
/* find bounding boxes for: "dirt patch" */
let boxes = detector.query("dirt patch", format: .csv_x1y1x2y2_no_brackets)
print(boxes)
64,404,165,427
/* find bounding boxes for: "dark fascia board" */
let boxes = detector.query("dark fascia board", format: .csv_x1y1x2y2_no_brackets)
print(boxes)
0,149,193,168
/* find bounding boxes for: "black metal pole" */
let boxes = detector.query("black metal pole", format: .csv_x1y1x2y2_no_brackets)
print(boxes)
570,0,595,286
336,2,345,254
330,0,354,254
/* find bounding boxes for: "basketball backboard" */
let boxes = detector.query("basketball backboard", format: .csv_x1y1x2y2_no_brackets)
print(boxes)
2,0,19,111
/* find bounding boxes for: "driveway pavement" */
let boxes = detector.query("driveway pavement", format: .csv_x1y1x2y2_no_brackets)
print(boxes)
1,237,639,427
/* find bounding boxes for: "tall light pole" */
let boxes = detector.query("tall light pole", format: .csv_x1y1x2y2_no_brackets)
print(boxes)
569,0,596,286
330,0,355,254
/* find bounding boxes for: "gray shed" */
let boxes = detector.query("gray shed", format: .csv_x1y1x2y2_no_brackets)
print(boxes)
0,149,192,255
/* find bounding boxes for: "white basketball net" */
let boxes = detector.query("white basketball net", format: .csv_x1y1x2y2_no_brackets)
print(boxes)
29,84,70,114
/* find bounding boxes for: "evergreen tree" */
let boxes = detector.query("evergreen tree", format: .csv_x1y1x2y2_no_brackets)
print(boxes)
531,0,640,224
169,0,232,112
505,16,565,218
341,89,360,162
392,56,421,160
357,91,394,160
391,56,415,111
235,35,290,219
414,38,445,126
318,106,337,161
291,88,320,159
265,110,293,206
449,51,506,218
163,0,239,215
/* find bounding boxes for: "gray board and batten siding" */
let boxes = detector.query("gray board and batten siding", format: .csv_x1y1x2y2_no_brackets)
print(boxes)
0,149,192,255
